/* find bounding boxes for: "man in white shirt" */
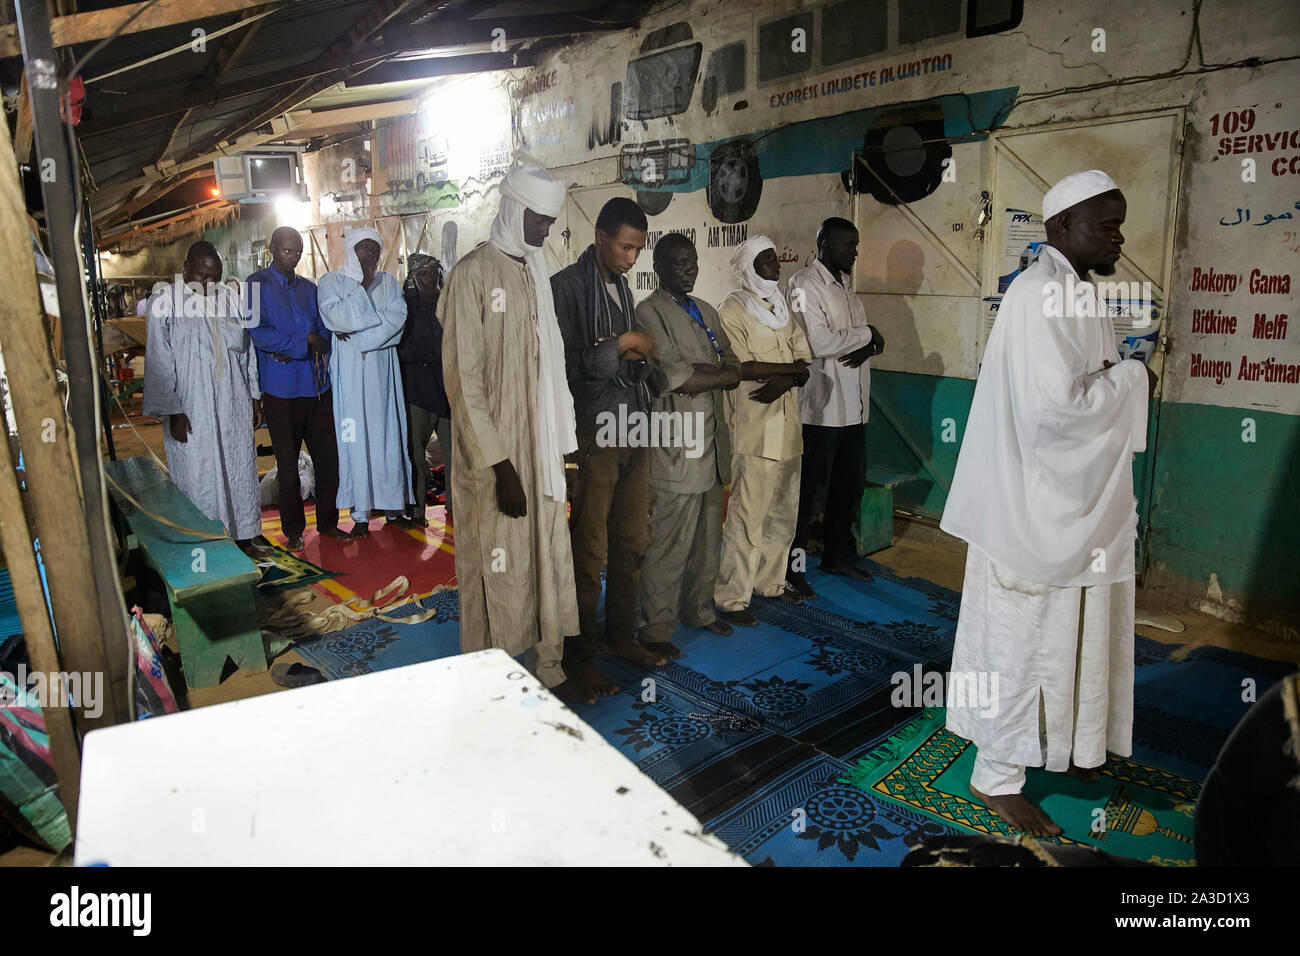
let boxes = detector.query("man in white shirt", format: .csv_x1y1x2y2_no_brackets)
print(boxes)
786,218,883,598
940,170,1156,837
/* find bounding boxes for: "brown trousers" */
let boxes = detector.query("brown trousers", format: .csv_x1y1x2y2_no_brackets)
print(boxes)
568,433,649,659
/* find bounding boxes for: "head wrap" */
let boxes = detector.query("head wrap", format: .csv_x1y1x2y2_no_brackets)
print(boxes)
342,226,384,282
1042,170,1121,222
404,252,441,292
489,164,568,257
728,234,789,330
488,164,576,503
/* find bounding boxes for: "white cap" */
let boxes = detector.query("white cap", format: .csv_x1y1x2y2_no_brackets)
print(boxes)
1042,170,1120,221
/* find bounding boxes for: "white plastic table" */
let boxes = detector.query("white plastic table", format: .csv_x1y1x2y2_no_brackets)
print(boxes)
75,649,747,866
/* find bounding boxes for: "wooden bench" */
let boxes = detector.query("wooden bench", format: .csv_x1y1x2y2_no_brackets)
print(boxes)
104,457,266,689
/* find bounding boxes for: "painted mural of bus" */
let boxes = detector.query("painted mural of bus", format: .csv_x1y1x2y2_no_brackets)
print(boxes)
506,0,1300,612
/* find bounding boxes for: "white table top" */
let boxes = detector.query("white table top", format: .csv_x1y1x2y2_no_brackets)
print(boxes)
75,649,747,866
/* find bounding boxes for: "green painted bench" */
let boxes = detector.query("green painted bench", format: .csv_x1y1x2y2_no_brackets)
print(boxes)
105,457,266,689
854,464,918,556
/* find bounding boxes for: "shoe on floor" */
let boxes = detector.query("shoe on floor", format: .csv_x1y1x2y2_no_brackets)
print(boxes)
270,662,326,688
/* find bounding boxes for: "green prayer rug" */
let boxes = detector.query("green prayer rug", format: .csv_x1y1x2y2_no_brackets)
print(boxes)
840,709,1199,865
253,542,339,594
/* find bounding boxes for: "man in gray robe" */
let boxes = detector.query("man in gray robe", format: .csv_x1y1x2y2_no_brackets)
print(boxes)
143,241,266,556
635,234,742,658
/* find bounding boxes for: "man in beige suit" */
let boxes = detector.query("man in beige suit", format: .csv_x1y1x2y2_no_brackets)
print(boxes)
634,234,742,658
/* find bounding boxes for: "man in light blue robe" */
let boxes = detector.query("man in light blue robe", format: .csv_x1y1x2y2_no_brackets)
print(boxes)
317,228,412,536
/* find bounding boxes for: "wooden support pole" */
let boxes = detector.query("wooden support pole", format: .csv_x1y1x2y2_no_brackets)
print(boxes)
5,5,132,743
0,383,83,831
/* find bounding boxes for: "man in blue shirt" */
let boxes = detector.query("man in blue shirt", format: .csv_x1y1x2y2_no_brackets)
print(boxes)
246,226,351,550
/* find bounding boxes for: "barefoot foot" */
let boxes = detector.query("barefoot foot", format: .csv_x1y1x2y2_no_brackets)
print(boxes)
560,660,619,705
641,640,684,660
969,785,1063,837
1066,761,1102,782
721,608,758,627
605,640,668,668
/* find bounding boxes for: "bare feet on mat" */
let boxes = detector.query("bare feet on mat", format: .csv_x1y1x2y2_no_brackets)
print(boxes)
317,527,354,541
705,619,733,636
969,786,1063,837
564,660,619,705
821,561,873,581
642,640,684,660
786,573,817,600
1066,761,1102,782
605,640,668,668
286,535,305,552
722,608,758,627
237,539,274,558
774,586,803,605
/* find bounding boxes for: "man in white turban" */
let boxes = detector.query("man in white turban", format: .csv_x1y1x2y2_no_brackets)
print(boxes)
714,236,812,626
941,170,1157,836
318,227,412,535
439,163,583,697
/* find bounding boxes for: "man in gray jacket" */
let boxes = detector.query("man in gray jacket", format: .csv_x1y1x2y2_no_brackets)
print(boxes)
634,233,742,658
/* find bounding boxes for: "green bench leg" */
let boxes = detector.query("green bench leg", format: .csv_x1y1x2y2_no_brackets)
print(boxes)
170,588,267,689
854,486,895,556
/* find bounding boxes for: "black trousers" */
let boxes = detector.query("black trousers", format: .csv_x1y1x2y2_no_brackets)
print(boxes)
790,422,867,572
262,391,341,537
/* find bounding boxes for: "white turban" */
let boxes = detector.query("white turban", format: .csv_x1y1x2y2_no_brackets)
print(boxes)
342,226,384,282
729,234,789,330
1042,170,1120,222
488,164,576,503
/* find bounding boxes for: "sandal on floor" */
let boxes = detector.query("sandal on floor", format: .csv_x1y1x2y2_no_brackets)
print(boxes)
270,662,326,688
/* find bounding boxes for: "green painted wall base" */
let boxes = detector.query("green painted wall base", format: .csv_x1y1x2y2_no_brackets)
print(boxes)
861,370,1298,627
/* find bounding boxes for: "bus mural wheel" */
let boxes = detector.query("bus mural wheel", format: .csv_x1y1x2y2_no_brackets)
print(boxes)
847,102,951,205
416,172,427,191
636,190,672,216
708,138,762,224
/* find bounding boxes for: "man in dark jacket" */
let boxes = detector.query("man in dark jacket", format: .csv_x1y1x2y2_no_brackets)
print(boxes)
551,197,665,704
393,253,450,526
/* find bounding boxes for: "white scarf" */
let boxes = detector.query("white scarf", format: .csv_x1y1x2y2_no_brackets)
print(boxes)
342,226,384,282
488,165,576,503
729,235,789,330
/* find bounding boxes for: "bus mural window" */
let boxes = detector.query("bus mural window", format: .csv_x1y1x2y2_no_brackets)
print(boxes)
624,43,703,120
822,0,888,67
967,0,1023,38
702,41,746,113
897,0,962,46
757,11,814,82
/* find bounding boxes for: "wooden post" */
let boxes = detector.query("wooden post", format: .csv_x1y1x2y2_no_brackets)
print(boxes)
0,388,83,830
0,80,131,757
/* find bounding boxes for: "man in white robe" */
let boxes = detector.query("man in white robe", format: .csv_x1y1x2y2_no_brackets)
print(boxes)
142,241,265,554
940,170,1157,836
318,228,412,536
439,164,581,697
715,236,811,626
